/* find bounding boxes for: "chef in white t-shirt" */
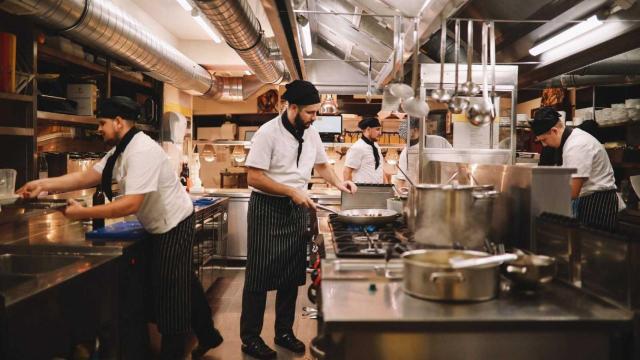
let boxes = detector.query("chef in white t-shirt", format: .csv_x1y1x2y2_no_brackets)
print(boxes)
531,107,618,231
17,96,222,358
395,117,452,188
344,117,385,184
241,80,357,359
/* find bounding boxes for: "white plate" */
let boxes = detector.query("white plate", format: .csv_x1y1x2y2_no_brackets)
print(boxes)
0,194,19,205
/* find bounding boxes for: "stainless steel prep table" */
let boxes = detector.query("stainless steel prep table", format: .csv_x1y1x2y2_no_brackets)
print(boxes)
316,213,635,360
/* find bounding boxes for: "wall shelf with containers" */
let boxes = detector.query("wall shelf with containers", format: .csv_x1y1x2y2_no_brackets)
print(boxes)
0,12,38,187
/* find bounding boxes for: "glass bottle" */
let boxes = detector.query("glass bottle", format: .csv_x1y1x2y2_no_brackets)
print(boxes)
92,184,105,229
38,153,48,179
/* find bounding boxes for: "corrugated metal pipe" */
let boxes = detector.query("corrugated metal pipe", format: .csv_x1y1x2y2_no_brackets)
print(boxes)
531,74,640,88
0,0,266,101
194,0,285,84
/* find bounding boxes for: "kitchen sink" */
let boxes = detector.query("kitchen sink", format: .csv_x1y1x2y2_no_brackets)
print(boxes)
0,273,35,292
0,254,82,274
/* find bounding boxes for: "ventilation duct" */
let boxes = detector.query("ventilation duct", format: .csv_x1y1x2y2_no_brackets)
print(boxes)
531,74,640,88
0,0,267,100
194,0,285,84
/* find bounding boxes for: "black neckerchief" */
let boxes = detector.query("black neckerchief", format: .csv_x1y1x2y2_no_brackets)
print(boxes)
280,111,305,167
101,127,140,200
538,127,573,166
361,135,380,169
555,127,574,166
409,138,419,147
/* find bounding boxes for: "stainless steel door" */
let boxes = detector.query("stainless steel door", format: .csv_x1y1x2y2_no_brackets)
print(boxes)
227,198,249,258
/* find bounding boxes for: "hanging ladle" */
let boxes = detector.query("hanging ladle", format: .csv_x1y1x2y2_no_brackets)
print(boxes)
460,20,480,96
467,21,493,127
366,57,373,104
431,17,452,103
448,19,469,114
402,17,430,117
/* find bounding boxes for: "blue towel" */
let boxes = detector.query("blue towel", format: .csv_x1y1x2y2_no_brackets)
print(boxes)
86,220,147,240
192,197,220,207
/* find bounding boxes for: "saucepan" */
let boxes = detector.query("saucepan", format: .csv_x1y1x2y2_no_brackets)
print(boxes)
402,249,505,301
315,204,400,225
502,250,557,288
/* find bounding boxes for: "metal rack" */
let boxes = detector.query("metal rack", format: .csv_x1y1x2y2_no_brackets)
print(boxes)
412,63,519,182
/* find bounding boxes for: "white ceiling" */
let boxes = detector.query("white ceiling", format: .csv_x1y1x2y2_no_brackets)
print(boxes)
128,0,274,41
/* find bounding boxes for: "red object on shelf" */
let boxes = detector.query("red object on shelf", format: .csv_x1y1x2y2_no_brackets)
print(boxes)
0,32,16,93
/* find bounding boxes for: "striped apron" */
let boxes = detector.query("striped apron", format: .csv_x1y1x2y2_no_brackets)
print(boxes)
573,189,618,231
149,212,195,334
245,191,308,292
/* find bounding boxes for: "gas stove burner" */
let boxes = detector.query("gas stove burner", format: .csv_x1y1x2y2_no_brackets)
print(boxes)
352,234,379,243
359,248,384,255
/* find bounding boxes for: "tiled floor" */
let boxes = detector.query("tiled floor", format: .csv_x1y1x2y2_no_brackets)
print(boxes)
197,270,318,360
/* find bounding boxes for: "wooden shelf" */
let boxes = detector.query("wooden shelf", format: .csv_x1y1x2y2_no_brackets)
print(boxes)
38,46,153,89
38,111,158,132
37,111,98,126
0,92,33,102
599,121,635,128
0,126,34,136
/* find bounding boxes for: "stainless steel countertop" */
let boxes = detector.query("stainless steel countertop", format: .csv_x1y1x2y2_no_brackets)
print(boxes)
0,251,118,307
321,280,633,331
318,212,633,332
204,188,341,201
0,191,227,307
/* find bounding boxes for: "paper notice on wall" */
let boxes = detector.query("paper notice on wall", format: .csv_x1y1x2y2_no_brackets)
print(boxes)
452,96,500,149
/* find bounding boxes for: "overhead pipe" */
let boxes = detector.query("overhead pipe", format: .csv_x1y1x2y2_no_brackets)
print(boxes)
194,0,286,84
530,74,640,89
0,0,266,101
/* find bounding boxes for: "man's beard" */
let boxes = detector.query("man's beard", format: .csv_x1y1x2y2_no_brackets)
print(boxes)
295,113,311,130
103,134,121,147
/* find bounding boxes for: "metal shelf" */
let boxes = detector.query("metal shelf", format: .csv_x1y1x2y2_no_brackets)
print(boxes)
0,126,34,136
37,111,98,126
38,46,153,89
0,92,33,102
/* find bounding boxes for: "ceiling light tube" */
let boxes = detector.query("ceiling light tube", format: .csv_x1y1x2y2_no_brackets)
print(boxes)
529,15,603,56
298,15,313,56
192,10,222,44
175,0,193,12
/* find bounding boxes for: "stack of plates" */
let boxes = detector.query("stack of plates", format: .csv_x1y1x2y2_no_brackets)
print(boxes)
625,99,640,109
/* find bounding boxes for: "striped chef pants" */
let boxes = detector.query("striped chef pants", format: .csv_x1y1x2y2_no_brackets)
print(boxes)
150,212,196,334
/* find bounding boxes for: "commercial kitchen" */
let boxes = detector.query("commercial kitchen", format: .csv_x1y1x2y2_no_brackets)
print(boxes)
1,0,640,359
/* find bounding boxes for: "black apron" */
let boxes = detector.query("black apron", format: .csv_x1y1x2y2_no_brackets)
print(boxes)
573,190,618,231
245,192,308,292
149,212,196,334
546,128,619,231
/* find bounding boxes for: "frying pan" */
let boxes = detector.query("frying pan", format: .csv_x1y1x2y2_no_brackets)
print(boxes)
316,204,400,225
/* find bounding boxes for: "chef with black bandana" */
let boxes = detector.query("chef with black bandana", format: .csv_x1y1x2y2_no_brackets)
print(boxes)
17,96,222,359
344,117,385,184
241,80,357,359
531,106,618,231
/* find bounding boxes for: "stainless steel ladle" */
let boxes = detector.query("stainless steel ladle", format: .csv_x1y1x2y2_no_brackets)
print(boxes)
460,20,480,96
448,19,469,114
431,17,452,102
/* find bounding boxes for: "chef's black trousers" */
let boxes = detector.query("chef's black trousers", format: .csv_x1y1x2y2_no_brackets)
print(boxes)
240,286,299,344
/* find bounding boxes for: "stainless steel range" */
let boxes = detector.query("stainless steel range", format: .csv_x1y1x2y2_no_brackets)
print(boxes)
328,214,426,258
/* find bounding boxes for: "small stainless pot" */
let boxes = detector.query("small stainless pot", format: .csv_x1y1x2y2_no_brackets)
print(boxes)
402,249,500,302
502,254,557,287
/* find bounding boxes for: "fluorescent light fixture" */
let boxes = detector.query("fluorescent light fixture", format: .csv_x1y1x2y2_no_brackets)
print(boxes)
244,70,252,76
192,11,222,44
175,0,193,12
529,15,603,56
298,15,313,56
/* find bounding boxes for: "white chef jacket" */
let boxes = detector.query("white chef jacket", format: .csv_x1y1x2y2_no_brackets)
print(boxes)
94,132,194,234
344,138,384,184
562,128,616,197
396,135,452,181
245,114,328,194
